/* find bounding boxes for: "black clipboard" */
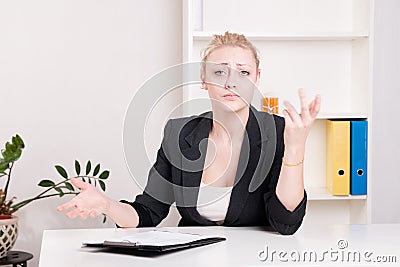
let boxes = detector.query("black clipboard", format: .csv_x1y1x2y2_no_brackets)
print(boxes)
82,230,226,254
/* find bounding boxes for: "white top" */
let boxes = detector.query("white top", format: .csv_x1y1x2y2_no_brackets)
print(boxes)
196,182,233,224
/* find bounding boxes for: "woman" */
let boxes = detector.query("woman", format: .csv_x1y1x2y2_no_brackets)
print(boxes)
57,32,321,235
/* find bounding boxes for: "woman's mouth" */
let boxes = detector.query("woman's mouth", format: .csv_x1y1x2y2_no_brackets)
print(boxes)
223,93,239,101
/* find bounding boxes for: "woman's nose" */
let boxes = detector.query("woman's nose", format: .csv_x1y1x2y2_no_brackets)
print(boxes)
225,71,237,89
225,83,236,89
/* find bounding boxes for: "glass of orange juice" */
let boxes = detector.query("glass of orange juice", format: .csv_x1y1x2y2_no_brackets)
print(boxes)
262,95,279,114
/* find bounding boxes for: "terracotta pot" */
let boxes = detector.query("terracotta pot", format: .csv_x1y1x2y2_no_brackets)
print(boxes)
0,216,18,258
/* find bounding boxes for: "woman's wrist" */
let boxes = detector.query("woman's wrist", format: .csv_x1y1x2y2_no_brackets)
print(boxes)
100,196,113,216
283,145,305,161
282,157,304,167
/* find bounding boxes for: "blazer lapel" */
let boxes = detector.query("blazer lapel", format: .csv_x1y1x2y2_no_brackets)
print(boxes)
180,112,212,208
224,106,275,225
176,112,219,225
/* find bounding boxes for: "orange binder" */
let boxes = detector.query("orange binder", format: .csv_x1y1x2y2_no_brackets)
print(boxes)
326,120,350,195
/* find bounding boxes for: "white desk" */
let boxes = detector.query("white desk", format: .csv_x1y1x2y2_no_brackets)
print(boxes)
39,224,400,266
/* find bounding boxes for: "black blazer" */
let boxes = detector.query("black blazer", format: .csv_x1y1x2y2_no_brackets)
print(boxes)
122,106,306,235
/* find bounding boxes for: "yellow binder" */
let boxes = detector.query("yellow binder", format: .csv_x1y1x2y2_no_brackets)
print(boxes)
326,120,350,195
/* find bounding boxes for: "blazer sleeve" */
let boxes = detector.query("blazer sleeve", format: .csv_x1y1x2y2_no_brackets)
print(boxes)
263,115,307,235
120,119,175,227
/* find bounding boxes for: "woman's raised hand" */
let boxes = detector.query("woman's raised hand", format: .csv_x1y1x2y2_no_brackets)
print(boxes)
57,178,111,219
282,88,321,151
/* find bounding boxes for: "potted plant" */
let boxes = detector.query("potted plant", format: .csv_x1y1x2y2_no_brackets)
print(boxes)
0,134,110,258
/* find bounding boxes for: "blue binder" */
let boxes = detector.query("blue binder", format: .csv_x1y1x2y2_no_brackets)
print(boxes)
350,121,368,195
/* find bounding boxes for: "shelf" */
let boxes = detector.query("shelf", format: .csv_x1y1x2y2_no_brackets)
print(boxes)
193,31,369,41
307,187,367,201
316,113,368,119
268,112,368,120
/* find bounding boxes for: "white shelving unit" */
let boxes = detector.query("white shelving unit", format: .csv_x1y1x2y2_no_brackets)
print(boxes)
193,31,369,41
183,0,373,224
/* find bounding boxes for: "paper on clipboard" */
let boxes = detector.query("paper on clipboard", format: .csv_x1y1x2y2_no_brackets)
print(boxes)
103,230,223,246
83,230,226,250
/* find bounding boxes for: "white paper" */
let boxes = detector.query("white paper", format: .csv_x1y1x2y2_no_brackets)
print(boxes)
104,230,223,246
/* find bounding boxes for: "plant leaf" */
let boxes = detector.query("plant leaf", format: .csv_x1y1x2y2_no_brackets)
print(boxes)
12,135,24,150
93,164,100,176
3,149,22,163
75,160,81,176
54,187,64,197
0,159,9,173
88,178,92,184
15,134,25,149
102,215,107,223
5,142,16,153
38,180,55,187
12,136,18,148
98,180,106,191
85,161,91,175
57,186,69,189
82,177,86,182
55,165,68,179
54,187,63,193
99,170,110,179
65,182,74,191
1,149,9,160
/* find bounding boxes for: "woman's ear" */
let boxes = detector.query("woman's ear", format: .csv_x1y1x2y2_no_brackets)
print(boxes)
201,81,208,90
200,75,208,90
255,69,261,87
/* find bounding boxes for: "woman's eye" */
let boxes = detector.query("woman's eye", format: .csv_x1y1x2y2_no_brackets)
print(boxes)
215,70,226,76
240,70,250,76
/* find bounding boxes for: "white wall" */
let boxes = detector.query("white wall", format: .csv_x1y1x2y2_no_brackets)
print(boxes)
371,0,400,223
0,1,182,266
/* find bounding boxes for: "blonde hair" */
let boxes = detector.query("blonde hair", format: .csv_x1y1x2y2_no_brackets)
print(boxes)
201,31,260,78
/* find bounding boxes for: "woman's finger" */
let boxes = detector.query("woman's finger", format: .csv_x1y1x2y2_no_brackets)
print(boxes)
309,98,316,114
66,209,80,219
310,95,321,118
79,212,89,220
298,88,311,120
283,100,303,127
57,200,76,212
70,177,89,190
89,210,98,217
282,109,294,128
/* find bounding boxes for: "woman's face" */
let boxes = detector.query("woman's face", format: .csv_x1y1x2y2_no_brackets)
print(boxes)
203,45,260,113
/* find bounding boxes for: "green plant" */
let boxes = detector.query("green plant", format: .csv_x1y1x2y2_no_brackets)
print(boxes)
0,134,110,221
